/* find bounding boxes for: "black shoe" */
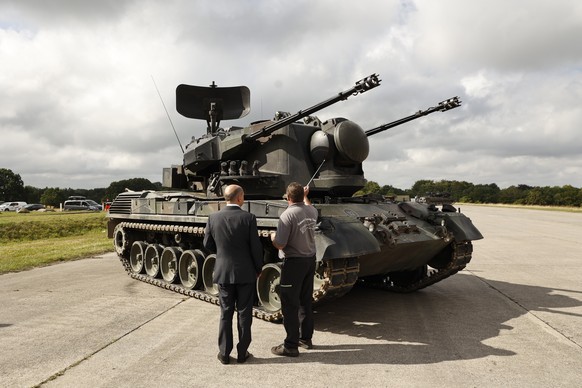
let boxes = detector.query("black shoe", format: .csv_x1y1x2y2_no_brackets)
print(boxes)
271,344,299,357
217,353,230,365
298,339,313,350
237,351,252,364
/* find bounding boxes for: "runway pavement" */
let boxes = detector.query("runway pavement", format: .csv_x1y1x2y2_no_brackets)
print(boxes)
0,205,581,387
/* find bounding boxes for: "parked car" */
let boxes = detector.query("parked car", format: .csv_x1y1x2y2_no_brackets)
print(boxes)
0,201,27,211
63,199,102,211
19,204,46,212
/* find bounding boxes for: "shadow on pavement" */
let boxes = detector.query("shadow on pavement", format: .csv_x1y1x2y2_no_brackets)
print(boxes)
254,274,581,365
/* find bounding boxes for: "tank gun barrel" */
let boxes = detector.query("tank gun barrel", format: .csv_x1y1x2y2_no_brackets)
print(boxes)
245,74,381,142
365,96,461,137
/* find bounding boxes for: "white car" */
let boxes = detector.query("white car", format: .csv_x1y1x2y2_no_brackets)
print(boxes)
0,201,27,211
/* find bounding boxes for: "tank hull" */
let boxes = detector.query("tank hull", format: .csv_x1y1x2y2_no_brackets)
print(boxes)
108,190,482,322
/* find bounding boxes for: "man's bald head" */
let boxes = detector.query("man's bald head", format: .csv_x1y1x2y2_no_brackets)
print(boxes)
224,185,244,204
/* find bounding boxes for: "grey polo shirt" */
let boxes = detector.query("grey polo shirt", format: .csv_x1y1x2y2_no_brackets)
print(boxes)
274,202,318,258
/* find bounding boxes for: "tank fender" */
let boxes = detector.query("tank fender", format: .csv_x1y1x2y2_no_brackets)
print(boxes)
441,213,484,241
398,201,430,220
315,218,381,261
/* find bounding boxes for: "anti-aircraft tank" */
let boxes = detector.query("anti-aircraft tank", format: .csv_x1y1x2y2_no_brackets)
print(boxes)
107,74,483,321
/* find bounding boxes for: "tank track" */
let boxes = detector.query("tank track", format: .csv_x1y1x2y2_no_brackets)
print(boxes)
313,257,360,303
360,241,473,293
114,221,360,322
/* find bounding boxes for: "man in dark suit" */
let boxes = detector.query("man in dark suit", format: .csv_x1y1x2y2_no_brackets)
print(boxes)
203,184,264,365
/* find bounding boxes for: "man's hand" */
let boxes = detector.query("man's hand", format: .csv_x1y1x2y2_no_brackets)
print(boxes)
303,186,312,205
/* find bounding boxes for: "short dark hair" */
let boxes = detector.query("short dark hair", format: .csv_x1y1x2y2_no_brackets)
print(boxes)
286,182,304,203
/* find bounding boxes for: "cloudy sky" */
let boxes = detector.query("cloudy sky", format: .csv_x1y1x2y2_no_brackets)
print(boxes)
1,0,581,190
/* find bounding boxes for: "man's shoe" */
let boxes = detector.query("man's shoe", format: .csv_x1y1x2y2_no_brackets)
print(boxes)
298,339,313,350
237,351,252,364
217,353,230,365
271,344,299,357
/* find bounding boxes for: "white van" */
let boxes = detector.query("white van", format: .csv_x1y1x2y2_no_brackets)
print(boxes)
0,201,27,211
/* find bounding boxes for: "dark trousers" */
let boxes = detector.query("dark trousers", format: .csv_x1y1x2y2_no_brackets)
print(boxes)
279,257,316,349
217,282,255,357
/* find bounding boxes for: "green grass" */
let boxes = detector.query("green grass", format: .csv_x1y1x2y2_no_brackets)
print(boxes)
0,211,114,274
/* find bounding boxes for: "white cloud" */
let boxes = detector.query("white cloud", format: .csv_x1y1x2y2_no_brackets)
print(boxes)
1,0,582,191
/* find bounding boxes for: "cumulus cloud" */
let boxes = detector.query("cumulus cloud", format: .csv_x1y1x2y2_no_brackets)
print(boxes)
1,0,582,190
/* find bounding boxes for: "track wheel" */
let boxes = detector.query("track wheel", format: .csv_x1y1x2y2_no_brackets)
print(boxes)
144,244,163,277
257,263,282,313
113,224,129,257
129,241,147,274
179,249,204,290
160,247,182,283
202,253,219,296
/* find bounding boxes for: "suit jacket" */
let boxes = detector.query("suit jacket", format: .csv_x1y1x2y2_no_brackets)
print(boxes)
203,206,264,284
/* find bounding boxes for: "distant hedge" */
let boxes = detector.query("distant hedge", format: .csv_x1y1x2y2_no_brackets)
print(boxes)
357,180,582,207
0,212,108,243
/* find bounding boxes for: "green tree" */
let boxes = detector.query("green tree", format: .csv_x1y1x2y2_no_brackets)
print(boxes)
104,178,158,201
379,184,406,196
498,184,531,204
409,179,475,201
553,185,581,207
467,183,500,203
354,181,381,196
23,185,43,204
0,168,25,201
524,187,550,205
88,187,107,203
40,187,66,207
409,179,435,197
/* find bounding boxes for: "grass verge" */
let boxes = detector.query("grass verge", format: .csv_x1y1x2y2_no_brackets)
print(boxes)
0,212,114,274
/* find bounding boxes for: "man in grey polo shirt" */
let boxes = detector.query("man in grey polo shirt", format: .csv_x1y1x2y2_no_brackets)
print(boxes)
270,182,318,357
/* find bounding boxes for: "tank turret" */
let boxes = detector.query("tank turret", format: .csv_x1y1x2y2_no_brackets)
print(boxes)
164,74,381,198
164,77,461,200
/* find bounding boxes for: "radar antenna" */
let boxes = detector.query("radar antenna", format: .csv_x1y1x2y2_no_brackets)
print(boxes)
152,75,184,153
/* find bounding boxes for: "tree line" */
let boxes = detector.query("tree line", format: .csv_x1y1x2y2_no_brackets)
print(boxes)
0,168,160,207
356,179,582,207
2,168,582,208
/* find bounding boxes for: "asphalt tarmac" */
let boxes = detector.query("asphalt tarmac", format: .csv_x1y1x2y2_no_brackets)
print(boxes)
1,205,581,387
